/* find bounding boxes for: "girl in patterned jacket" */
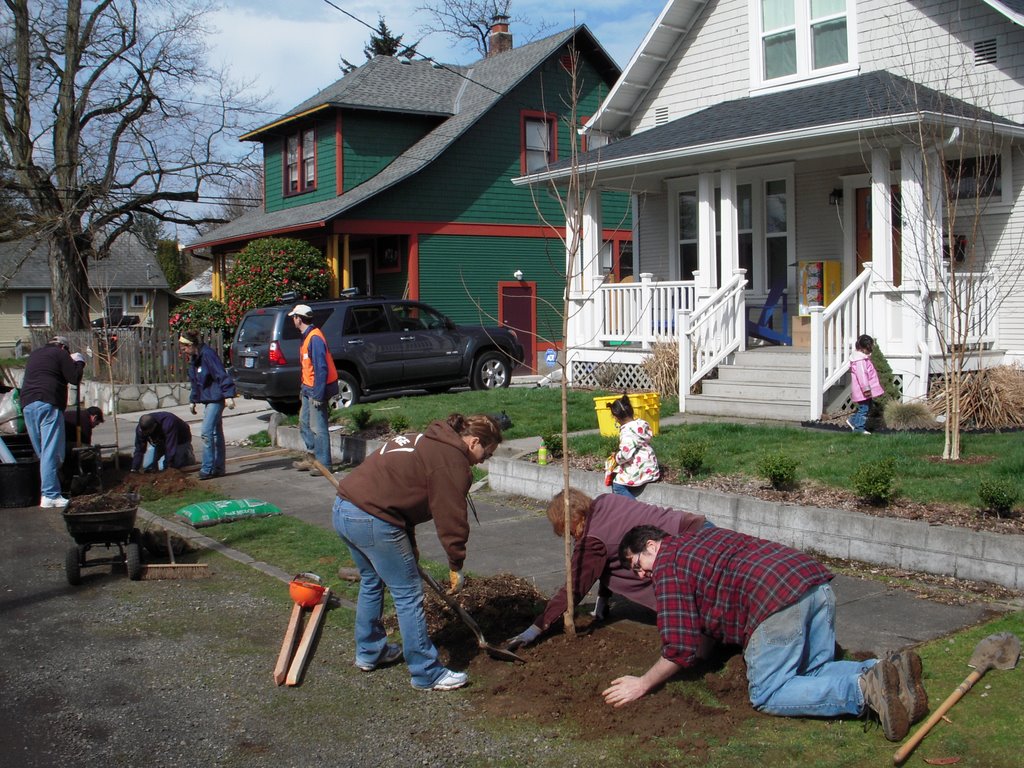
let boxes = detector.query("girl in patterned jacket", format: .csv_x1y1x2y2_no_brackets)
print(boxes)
607,393,660,498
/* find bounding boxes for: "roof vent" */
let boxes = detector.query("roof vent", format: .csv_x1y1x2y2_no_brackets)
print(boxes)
400,58,412,65
974,38,997,66
655,106,670,126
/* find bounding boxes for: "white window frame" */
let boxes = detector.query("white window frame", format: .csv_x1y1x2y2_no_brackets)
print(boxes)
130,292,148,309
749,0,858,94
23,293,51,327
667,163,796,292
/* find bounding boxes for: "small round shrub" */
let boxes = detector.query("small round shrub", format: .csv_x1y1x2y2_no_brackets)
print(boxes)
978,478,1019,518
389,415,410,434
757,451,797,490
350,408,373,431
852,458,897,506
540,432,564,460
883,400,938,431
672,440,709,478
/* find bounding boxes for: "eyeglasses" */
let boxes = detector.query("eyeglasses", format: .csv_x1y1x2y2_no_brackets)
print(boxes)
629,554,645,575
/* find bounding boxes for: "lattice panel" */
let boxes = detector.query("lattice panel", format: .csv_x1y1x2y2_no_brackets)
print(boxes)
836,374,904,413
571,361,653,390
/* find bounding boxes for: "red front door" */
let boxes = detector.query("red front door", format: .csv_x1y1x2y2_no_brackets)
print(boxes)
855,187,902,286
499,282,536,373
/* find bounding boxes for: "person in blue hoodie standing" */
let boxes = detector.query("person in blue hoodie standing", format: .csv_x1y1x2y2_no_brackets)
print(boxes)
179,331,235,479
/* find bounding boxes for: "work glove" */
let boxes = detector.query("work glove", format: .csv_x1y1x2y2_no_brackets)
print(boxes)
504,624,541,651
310,399,323,409
226,397,236,409
590,595,609,621
446,569,465,595
190,403,197,415
70,352,85,363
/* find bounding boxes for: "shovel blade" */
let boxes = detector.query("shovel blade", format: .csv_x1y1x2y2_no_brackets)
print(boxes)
968,632,1021,672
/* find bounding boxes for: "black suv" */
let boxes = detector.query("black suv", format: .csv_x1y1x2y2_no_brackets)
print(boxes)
229,296,524,412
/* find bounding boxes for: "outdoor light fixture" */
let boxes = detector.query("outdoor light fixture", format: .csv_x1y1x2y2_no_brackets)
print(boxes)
513,269,524,281
829,188,843,206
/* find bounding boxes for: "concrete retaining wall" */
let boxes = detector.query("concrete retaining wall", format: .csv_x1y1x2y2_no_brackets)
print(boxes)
273,424,384,466
487,456,1024,591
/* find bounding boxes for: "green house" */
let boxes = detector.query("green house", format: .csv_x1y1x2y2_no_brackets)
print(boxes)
188,23,630,371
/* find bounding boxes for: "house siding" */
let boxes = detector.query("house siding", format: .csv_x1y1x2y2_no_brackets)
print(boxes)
342,112,437,192
632,0,751,133
417,233,564,343
264,119,340,213
349,54,627,228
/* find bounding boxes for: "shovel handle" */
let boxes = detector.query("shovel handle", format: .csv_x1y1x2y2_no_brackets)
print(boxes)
311,460,340,489
893,668,983,765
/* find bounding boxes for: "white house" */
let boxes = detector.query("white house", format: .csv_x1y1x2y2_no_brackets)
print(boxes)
516,0,1024,420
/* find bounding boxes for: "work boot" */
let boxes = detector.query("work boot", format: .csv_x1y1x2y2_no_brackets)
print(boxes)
860,660,910,741
292,458,313,471
889,651,928,723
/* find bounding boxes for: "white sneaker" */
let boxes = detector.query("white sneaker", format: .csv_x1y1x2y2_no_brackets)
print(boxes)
412,668,468,691
40,496,69,508
355,643,403,672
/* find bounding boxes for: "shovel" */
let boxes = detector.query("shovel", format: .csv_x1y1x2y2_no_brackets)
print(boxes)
893,632,1020,765
418,565,525,663
310,460,524,663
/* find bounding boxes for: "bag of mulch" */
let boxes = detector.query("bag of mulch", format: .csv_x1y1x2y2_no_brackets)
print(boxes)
175,498,282,527
0,388,24,434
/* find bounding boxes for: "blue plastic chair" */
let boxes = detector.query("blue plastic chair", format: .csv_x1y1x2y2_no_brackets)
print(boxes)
746,280,791,345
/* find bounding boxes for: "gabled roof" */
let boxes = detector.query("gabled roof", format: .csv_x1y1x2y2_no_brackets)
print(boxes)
520,71,1024,189
176,266,213,297
589,0,1024,138
188,26,620,251
587,0,707,137
0,234,169,291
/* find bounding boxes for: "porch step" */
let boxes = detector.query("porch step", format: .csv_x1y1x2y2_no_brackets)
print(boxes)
684,347,814,423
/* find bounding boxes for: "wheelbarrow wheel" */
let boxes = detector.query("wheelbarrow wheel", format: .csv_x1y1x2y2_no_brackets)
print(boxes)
65,546,82,586
126,541,142,581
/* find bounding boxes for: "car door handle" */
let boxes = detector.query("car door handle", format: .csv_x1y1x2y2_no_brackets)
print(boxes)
400,335,415,341
346,339,364,345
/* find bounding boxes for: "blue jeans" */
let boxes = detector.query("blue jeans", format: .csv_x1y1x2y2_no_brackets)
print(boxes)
299,394,332,466
200,401,226,474
744,583,875,717
333,497,445,688
24,401,65,499
850,400,871,432
612,482,645,498
143,443,196,471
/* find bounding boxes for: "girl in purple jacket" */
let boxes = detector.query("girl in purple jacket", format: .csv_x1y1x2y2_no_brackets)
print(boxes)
848,334,884,434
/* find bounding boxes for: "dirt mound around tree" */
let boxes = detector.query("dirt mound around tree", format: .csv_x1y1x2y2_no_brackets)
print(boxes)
413,573,757,750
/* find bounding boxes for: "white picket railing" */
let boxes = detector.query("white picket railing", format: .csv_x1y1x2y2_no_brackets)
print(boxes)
593,275,696,348
679,270,747,411
933,269,997,350
808,265,873,419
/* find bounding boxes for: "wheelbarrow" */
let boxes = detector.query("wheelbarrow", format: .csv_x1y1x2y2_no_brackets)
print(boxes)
62,492,143,585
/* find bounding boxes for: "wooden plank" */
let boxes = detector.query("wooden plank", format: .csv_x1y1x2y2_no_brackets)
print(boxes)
273,602,304,686
286,587,331,686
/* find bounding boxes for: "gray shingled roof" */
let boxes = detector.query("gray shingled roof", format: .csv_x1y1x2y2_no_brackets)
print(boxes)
0,234,169,291
543,70,1024,174
986,0,1024,22
189,26,619,250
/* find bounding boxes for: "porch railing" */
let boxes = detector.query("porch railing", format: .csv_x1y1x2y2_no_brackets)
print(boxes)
809,263,873,419
589,274,696,348
679,270,747,411
933,269,997,350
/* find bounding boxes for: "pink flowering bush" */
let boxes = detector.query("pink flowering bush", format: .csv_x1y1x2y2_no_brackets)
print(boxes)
223,238,330,327
170,299,230,337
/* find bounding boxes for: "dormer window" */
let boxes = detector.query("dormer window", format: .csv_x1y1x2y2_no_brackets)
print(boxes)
757,0,853,86
285,127,317,194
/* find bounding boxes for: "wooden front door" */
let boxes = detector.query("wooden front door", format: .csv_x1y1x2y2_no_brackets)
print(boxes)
855,187,902,286
499,282,536,373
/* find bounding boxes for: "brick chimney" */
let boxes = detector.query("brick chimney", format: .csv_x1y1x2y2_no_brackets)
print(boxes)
488,14,513,57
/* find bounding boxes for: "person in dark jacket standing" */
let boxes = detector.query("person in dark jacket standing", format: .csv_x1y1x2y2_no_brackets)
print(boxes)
287,304,339,474
130,412,195,472
179,331,235,480
21,335,86,507
334,413,502,691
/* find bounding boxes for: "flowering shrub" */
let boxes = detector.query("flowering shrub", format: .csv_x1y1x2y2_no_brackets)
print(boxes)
169,299,230,337
223,238,330,327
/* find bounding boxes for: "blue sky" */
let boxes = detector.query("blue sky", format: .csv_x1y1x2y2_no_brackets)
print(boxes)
208,0,668,118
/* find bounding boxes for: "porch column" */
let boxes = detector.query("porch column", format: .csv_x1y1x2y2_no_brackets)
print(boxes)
900,145,932,400
697,171,716,299
565,194,603,296
719,169,738,280
870,148,893,283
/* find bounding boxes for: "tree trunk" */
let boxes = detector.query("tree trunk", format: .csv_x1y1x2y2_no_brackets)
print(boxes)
49,235,91,330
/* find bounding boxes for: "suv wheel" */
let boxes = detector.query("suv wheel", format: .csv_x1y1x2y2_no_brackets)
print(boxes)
471,351,512,390
268,399,301,416
336,371,360,408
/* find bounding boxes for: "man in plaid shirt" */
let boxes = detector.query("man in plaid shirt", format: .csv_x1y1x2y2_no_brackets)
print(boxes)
603,525,928,742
